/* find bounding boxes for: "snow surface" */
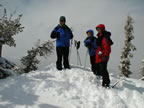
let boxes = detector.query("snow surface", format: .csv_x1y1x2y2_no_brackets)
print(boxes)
0,37,4,41
0,57,17,77
0,64,144,108
0,57,15,69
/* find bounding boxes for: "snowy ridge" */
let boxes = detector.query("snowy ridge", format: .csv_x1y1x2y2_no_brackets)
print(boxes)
0,64,144,108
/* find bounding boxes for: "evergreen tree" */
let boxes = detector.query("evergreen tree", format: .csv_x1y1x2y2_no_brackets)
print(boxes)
119,16,136,77
140,59,144,80
0,5,24,78
0,6,24,57
20,40,54,73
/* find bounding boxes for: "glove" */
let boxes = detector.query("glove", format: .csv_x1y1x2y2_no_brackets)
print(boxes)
76,41,80,50
98,51,102,56
55,32,60,38
86,39,91,43
102,56,107,63
85,39,91,48
87,43,92,48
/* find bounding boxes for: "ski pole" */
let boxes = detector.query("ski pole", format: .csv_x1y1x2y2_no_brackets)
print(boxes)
77,50,78,66
111,77,125,88
77,50,82,66
69,39,73,62
84,49,88,68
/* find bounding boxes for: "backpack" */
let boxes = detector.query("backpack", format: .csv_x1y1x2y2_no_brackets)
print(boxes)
104,31,114,45
97,31,114,46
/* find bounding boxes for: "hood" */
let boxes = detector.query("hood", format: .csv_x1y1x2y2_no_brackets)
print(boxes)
86,29,94,36
96,24,105,31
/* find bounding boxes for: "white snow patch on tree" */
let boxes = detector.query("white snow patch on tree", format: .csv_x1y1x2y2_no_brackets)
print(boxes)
119,16,136,77
20,40,54,73
140,59,144,80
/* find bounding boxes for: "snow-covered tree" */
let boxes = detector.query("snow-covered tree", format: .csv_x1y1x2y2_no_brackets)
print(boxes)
140,59,144,80
119,16,136,77
0,5,24,79
0,57,18,79
0,6,24,57
20,40,54,73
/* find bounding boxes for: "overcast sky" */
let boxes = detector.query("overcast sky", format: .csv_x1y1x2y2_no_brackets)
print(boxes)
1,0,144,78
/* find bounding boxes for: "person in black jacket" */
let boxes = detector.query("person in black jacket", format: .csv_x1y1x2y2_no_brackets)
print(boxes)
50,16,73,70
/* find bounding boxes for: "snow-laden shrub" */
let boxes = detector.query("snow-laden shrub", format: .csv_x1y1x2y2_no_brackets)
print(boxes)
20,40,54,73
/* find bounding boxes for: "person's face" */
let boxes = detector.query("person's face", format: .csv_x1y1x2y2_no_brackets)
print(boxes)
87,32,92,37
60,20,66,25
96,28,102,33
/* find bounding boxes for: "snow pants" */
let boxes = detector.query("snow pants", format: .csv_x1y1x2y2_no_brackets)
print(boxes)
56,47,70,70
90,55,100,76
98,62,110,86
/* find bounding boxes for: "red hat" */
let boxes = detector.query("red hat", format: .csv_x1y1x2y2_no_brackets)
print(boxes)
96,24,105,31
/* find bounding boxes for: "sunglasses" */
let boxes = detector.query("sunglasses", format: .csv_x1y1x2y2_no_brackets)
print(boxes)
60,20,66,22
96,27,101,31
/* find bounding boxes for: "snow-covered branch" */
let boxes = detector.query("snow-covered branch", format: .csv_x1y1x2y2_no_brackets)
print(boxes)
119,16,136,77
0,8,24,47
20,40,54,73
140,59,144,80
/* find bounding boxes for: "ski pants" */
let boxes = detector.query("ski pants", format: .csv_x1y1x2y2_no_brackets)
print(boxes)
90,55,100,76
98,62,110,85
56,47,70,70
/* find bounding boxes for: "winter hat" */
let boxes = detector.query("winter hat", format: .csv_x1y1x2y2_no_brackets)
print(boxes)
96,24,105,31
86,29,94,36
60,16,66,22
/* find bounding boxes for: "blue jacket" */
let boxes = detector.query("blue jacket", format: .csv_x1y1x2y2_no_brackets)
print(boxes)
50,24,73,47
84,30,98,56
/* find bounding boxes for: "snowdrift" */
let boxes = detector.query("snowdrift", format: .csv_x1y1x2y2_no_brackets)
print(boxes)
0,57,18,78
0,64,144,108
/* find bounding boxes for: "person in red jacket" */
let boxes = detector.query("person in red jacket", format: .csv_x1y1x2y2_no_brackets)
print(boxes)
96,24,113,88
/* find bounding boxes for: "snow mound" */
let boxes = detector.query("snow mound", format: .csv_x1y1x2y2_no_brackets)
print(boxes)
0,64,144,108
0,57,18,78
0,57,15,69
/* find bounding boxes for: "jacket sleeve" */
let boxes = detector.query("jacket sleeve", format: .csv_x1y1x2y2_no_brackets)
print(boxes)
84,38,91,47
93,38,98,49
70,32,73,39
68,27,73,39
50,27,59,39
102,38,111,58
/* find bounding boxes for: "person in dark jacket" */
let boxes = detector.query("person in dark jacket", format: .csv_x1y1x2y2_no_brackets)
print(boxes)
50,16,73,70
96,24,112,88
84,30,100,76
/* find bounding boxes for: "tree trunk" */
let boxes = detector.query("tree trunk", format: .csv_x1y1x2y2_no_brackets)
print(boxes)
0,42,3,58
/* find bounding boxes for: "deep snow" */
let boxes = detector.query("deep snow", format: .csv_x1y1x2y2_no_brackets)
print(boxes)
0,64,144,108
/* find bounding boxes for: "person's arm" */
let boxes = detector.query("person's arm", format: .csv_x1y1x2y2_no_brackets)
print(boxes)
70,32,73,39
102,38,111,62
66,26,73,39
94,39,98,49
84,38,91,47
50,27,60,39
